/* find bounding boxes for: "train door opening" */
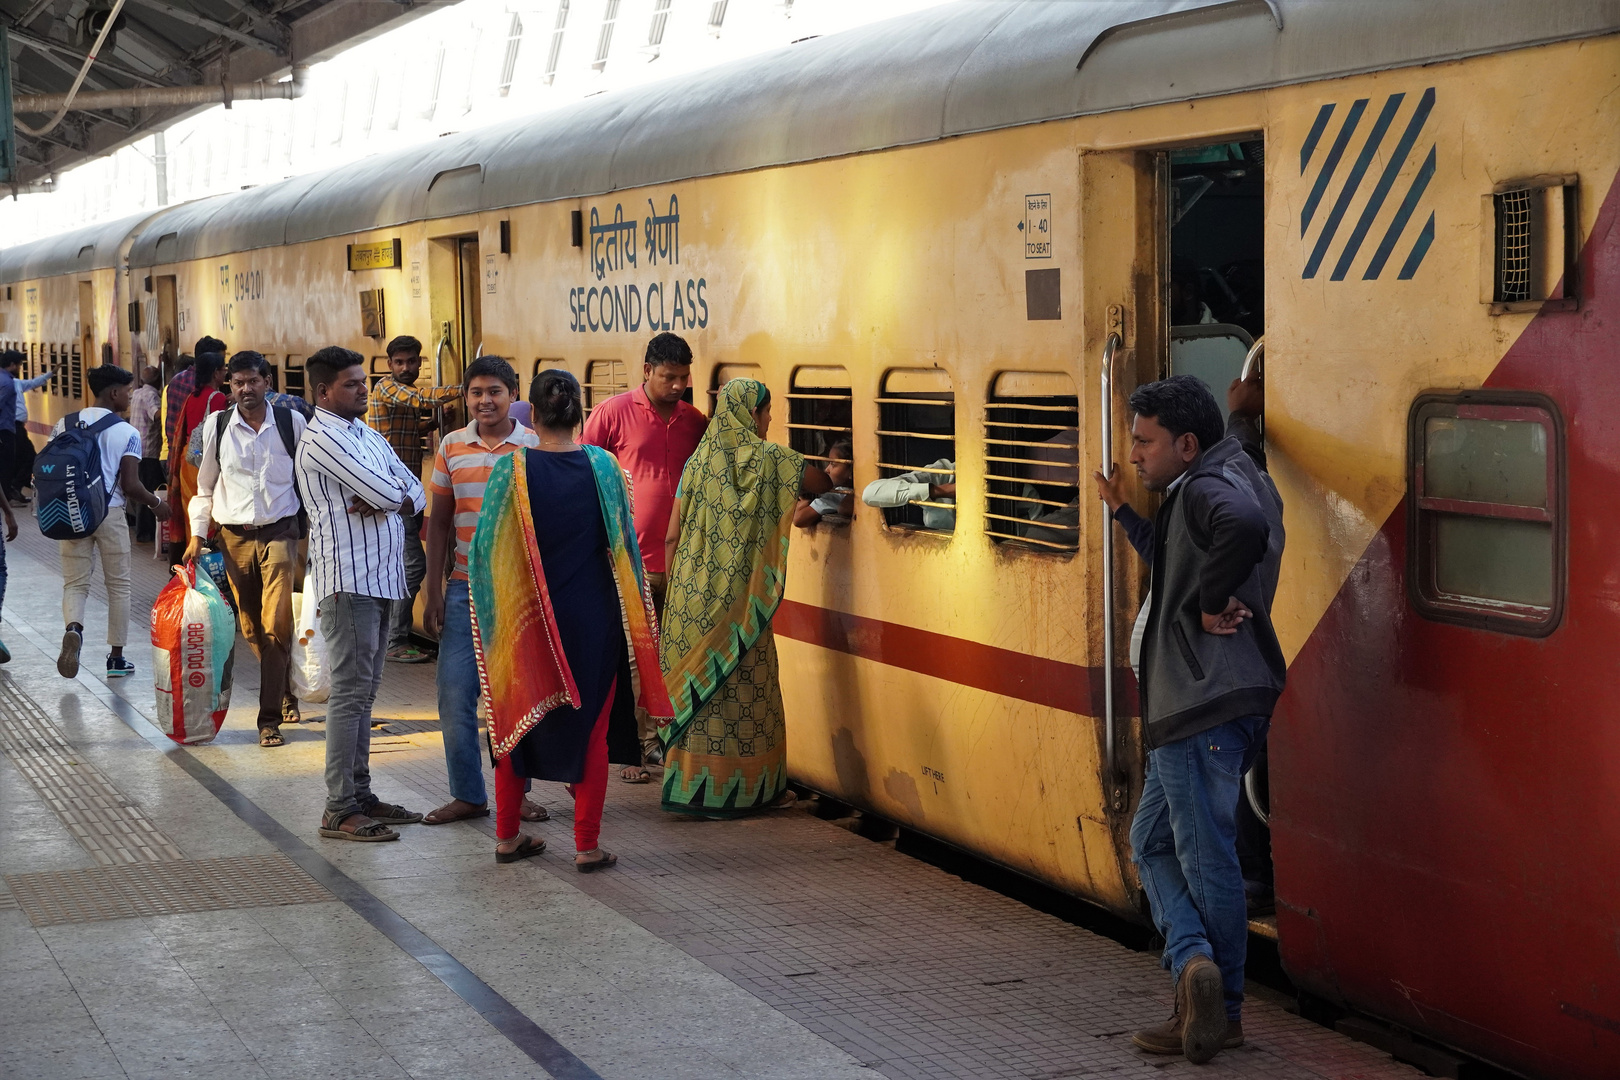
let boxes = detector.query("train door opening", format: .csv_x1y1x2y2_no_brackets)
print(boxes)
1165,138,1273,920
154,275,178,372
77,282,95,380
428,234,481,433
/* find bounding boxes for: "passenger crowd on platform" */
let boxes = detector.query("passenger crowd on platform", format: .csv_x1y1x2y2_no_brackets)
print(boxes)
4,319,1279,1064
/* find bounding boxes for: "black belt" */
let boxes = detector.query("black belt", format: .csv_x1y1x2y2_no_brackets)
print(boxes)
222,515,299,535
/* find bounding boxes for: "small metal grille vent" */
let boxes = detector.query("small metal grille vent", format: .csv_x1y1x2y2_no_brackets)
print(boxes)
1495,189,1534,303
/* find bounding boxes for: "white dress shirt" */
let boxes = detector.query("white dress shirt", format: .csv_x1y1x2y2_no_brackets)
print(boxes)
296,406,426,603
188,405,308,537
862,458,957,530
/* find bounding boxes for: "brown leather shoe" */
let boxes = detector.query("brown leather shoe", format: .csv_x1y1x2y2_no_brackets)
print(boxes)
1131,1008,1184,1054
1181,954,1228,1063
1132,1014,1244,1057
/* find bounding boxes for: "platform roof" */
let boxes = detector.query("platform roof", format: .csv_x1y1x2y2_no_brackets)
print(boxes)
1,0,438,184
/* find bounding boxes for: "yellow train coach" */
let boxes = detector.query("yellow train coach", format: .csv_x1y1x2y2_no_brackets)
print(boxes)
3,4,1618,1077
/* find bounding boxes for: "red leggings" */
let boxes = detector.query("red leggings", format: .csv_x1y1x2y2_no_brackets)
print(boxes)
495,678,614,852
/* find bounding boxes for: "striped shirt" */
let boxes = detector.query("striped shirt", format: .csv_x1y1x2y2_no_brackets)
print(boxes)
429,419,539,580
296,406,426,603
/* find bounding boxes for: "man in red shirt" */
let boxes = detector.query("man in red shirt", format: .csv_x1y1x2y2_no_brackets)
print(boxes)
581,331,708,780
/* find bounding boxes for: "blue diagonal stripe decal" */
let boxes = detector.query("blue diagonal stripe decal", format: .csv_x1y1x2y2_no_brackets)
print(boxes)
1397,212,1436,280
1300,102,1336,175
1301,98,1367,236
1364,143,1436,280
1331,87,1435,281
1303,92,1404,279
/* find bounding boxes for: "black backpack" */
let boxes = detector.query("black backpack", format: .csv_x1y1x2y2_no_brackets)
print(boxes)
209,405,307,537
35,411,123,540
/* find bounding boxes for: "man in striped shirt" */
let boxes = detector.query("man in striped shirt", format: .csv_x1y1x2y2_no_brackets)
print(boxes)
296,347,427,842
418,356,543,826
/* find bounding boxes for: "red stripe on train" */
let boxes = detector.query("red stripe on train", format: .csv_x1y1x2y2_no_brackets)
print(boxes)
775,598,1136,718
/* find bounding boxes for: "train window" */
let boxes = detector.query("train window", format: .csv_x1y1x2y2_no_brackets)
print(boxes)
49,344,60,396
585,359,628,416
787,367,852,522
875,368,955,533
1483,175,1578,314
707,363,762,417
283,355,305,402
70,344,83,400
985,372,1079,552
1409,393,1563,635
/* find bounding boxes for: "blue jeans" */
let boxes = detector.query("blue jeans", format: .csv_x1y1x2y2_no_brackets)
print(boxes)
436,579,487,806
1131,714,1270,1021
319,593,389,820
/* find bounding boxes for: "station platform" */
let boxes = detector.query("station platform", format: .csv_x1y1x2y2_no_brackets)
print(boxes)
0,515,1423,1080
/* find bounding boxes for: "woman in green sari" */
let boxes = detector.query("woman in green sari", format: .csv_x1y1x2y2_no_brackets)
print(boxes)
659,378,831,817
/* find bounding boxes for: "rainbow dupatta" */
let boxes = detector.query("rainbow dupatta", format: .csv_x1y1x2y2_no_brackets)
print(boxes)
468,446,672,759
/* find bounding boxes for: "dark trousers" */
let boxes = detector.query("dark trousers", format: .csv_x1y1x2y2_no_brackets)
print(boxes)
0,430,15,501
8,430,33,500
387,510,426,649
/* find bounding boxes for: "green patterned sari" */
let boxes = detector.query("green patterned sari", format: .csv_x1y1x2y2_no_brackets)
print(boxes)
659,378,805,816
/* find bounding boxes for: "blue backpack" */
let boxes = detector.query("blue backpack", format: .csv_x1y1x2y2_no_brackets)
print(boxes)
35,411,122,540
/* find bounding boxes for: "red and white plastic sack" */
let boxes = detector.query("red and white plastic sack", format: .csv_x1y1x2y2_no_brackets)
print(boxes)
151,563,236,744
288,591,329,704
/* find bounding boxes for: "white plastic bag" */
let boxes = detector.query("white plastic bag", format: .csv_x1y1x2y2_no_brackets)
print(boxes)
289,591,330,704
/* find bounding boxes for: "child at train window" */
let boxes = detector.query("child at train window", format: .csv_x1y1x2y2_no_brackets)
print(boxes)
794,438,854,528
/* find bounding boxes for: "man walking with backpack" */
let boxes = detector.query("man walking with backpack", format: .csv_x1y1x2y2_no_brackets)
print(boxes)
44,365,170,679
185,352,307,748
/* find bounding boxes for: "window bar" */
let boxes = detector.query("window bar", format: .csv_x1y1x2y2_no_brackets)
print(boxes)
872,397,953,406
545,0,570,85
873,429,954,441
873,462,954,476
984,531,1077,551
984,401,1078,413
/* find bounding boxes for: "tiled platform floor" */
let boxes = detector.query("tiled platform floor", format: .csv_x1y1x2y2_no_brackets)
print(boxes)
0,514,1421,1080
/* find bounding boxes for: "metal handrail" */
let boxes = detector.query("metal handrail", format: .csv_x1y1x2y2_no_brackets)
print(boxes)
1240,336,1264,382
1099,332,1122,804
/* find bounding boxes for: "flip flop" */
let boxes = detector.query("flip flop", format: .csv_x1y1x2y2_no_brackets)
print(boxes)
495,836,546,864
575,849,617,873
521,800,550,822
422,800,491,825
259,729,284,748
318,813,398,842
620,767,652,784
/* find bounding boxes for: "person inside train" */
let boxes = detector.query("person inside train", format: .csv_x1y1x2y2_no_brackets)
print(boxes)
367,333,464,666
1170,256,1217,326
185,351,309,748
659,379,833,818
167,351,228,566
127,366,164,541
0,349,53,506
1092,370,1281,1064
861,457,955,530
296,346,426,842
466,368,671,868
580,330,708,783
53,365,171,680
794,437,854,527
418,355,549,828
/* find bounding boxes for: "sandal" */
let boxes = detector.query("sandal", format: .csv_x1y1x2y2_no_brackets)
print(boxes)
362,800,423,825
620,766,652,784
575,848,617,873
495,836,546,864
521,799,550,822
318,812,399,842
259,729,284,748
422,799,490,825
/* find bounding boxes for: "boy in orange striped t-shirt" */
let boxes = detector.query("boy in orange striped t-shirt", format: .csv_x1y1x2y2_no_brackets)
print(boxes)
419,356,541,826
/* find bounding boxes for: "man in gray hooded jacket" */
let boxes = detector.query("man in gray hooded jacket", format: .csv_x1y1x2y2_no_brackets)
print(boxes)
1094,371,1283,1064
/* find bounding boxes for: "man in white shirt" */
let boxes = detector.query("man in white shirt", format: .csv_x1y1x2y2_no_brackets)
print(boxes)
186,351,308,748
295,347,426,842
862,458,957,531
53,366,170,679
